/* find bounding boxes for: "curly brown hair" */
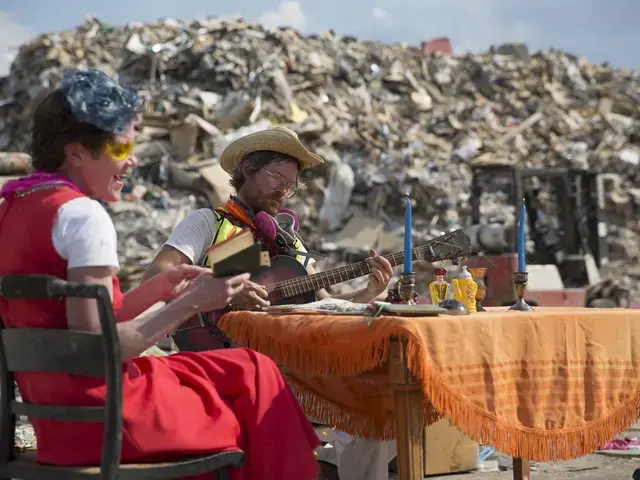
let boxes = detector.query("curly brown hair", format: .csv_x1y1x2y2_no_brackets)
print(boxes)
229,150,300,191
30,89,113,172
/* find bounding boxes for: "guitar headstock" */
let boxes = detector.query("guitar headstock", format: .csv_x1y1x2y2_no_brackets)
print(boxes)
415,229,472,263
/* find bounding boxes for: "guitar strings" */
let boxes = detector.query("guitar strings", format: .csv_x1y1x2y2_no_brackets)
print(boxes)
266,238,467,293
265,235,479,294
266,241,495,295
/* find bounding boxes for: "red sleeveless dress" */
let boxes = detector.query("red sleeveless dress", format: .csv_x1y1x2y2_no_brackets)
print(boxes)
0,185,319,479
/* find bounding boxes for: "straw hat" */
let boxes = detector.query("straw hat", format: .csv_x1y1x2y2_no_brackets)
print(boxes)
219,126,324,174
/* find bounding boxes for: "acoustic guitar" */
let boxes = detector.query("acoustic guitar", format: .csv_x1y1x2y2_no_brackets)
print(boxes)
172,228,471,352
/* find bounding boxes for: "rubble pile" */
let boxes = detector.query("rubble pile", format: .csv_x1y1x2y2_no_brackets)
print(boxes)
0,16,638,294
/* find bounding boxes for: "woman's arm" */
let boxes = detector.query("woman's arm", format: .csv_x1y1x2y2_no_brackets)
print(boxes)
66,266,248,361
116,273,166,322
55,198,249,360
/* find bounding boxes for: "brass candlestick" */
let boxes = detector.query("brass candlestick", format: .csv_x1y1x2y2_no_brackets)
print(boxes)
468,267,487,312
509,271,534,311
396,272,417,305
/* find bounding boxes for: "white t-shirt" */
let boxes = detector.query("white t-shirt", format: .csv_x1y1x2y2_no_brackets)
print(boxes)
52,197,120,270
164,208,315,267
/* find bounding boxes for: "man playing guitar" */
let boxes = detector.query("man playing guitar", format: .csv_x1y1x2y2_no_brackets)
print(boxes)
142,126,393,320
142,126,397,480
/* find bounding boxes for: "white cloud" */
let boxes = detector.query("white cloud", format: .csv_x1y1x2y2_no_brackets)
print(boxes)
372,7,388,20
258,1,307,31
0,12,35,77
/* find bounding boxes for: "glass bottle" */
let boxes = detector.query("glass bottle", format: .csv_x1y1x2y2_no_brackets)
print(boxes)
429,267,451,304
457,265,478,313
451,279,463,302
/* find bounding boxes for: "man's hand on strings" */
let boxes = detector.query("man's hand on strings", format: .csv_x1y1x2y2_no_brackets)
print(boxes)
365,249,394,295
228,281,270,311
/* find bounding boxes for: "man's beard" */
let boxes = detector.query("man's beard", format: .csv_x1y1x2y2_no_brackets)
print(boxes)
243,192,282,215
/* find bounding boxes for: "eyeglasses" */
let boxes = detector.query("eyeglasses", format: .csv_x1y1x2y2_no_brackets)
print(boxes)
104,140,135,161
262,169,299,198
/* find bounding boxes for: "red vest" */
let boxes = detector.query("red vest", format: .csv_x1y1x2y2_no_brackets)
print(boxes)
0,185,124,464
0,186,123,327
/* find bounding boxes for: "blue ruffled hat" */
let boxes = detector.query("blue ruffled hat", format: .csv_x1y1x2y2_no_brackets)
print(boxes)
60,68,143,135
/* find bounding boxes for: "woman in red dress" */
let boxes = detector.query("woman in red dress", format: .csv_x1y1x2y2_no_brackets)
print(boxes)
0,69,320,480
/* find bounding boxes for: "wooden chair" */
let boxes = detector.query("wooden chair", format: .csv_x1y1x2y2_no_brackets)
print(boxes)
0,274,244,479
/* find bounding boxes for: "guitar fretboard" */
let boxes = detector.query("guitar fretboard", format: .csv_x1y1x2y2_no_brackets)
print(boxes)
272,229,468,300
276,252,406,299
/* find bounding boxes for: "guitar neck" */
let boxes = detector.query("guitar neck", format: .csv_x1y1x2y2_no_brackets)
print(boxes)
276,250,410,298
272,229,469,300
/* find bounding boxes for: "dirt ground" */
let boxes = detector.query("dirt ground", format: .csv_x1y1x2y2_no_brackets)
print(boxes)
319,454,640,479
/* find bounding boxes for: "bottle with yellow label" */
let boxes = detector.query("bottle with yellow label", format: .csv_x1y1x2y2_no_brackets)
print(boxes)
429,267,451,304
451,279,464,303
457,265,478,312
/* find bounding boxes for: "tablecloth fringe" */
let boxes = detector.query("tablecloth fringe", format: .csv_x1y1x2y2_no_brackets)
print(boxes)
286,374,442,441
286,375,394,440
406,336,640,462
220,316,390,377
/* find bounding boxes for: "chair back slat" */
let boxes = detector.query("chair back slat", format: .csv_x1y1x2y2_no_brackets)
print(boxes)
1,328,106,377
11,401,104,422
0,274,123,479
0,275,102,300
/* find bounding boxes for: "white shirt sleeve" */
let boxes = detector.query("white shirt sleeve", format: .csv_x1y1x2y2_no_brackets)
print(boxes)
52,197,120,270
164,208,217,265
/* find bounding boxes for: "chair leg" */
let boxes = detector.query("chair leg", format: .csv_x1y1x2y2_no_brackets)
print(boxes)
215,468,229,480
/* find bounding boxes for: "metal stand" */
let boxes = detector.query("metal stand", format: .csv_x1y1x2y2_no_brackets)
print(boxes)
509,272,534,311
396,273,417,305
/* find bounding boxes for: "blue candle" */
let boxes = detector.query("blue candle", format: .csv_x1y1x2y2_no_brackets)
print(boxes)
404,194,412,273
517,199,526,272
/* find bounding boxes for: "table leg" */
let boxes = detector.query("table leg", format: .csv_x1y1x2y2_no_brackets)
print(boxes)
513,458,530,480
389,338,424,480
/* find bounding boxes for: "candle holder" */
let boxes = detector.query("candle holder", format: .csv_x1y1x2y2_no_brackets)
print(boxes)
386,273,418,305
509,271,534,311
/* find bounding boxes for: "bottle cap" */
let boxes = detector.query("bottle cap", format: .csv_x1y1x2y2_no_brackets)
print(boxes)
435,267,446,276
458,265,472,278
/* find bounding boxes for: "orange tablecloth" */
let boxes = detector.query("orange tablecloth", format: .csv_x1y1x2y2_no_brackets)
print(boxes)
219,307,640,461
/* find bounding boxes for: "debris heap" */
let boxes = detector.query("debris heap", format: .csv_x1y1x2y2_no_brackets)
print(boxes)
0,16,638,294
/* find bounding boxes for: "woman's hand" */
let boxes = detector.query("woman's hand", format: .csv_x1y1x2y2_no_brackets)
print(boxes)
179,272,251,313
155,265,256,312
156,264,212,300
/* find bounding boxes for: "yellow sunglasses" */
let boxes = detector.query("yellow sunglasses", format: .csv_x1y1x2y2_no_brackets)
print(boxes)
104,141,135,161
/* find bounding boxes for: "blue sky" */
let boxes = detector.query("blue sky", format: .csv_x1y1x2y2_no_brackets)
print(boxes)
1,0,639,76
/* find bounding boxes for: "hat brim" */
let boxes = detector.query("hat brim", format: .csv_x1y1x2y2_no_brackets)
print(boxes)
220,128,324,174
